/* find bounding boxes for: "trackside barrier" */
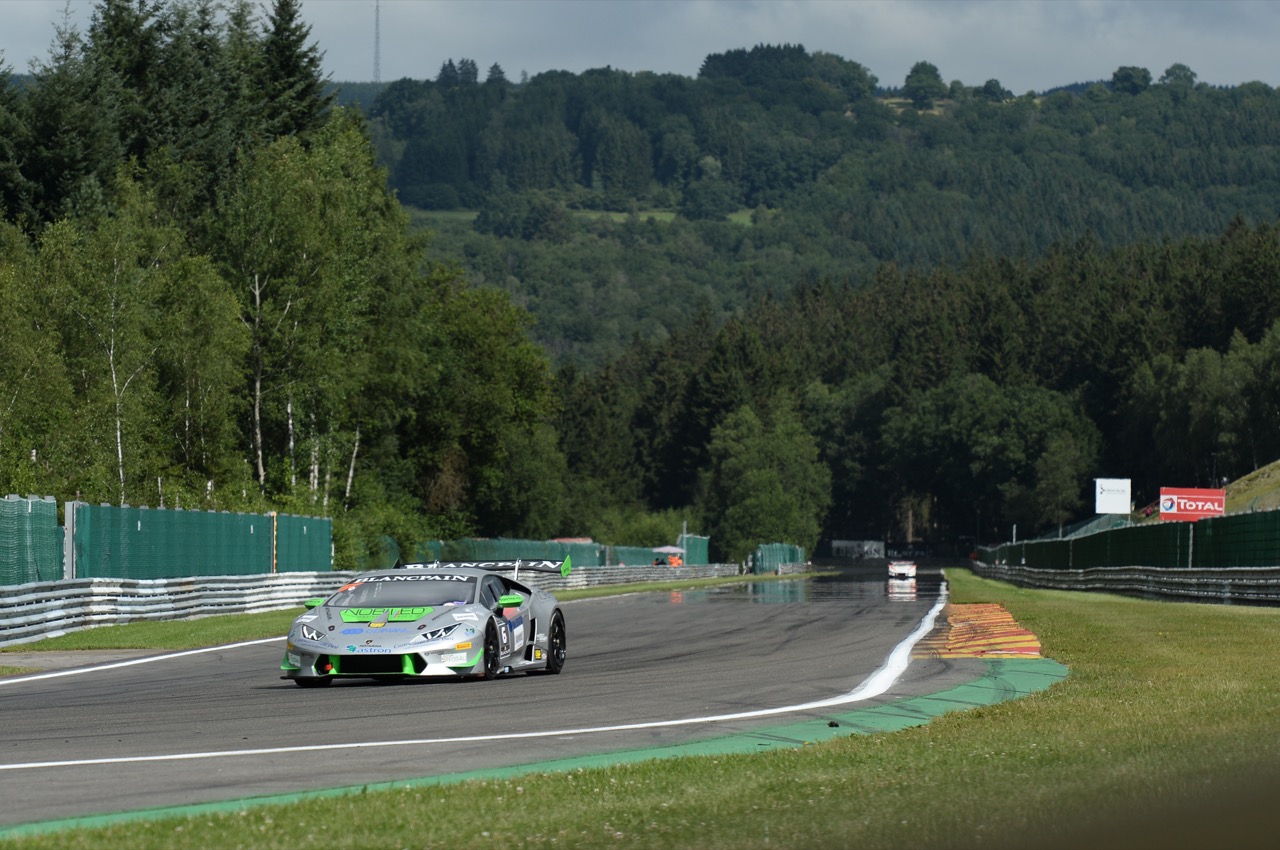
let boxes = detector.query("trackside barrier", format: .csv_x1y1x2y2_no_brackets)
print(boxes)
407,536,714,568
69,503,331,578
0,563,744,648
0,573,346,648
749,543,806,574
970,561,1280,605
410,539,605,567
975,509,1280,604
0,496,61,585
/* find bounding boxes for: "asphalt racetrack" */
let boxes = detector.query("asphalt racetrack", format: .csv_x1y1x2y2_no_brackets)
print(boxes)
0,567,982,829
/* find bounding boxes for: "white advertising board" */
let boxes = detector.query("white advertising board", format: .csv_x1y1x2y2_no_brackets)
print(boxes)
1095,478,1131,514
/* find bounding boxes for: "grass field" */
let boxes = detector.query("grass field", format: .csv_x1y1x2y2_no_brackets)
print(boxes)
3,569,1280,849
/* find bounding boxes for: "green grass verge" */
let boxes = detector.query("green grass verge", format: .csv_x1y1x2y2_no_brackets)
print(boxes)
4,569,1280,848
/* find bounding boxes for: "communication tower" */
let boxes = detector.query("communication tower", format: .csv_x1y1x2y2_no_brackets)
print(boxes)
373,0,381,83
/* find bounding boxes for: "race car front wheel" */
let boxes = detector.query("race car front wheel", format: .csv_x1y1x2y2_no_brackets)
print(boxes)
481,622,502,680
545,612,566,674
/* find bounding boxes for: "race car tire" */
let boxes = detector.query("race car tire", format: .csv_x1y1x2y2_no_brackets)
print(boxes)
481,621,502,680
294,676,332,688
545,611,566,674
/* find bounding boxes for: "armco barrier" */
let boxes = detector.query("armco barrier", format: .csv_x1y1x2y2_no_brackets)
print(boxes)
973,509,1280,604
971,561,1280,604
0,562,749,648
0,572,348,648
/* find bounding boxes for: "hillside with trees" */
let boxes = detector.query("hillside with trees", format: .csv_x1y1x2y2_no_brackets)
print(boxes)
4,3,1280,563
360,48,1280,370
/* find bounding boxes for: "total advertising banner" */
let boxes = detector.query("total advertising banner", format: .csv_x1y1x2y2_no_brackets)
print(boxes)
1159,487,1225,522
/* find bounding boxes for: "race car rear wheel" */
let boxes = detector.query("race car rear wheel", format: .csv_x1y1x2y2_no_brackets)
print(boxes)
481,622,502,680
545,611,566,674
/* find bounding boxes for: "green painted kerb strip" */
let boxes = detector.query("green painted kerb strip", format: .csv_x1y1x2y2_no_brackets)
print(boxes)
0,657,1067,838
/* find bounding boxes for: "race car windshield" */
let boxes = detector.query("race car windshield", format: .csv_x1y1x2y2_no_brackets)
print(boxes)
326,575,478,609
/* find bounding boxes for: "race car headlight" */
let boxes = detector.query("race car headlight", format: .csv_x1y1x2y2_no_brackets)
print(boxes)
417,623,461,643
300,624,323,642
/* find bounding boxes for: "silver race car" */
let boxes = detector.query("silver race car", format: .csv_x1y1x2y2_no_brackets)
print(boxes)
280,558,570,687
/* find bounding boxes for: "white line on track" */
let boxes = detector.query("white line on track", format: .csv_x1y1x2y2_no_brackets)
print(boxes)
0,638,282,685
0,590,948,772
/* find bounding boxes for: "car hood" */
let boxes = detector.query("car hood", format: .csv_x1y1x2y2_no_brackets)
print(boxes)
293,603,484,649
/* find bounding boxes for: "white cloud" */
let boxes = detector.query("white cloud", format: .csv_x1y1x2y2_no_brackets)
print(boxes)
1,0,1277,92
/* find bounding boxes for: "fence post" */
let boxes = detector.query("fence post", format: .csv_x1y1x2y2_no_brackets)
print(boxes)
63,500,85,580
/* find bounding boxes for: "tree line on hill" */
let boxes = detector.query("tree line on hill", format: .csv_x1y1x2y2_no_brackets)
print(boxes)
3,1,1280,563
557,221,1280,550
367,48,1280,369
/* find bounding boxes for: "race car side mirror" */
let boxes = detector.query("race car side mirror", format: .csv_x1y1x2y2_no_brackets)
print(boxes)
303,598,325,609
498,593,523,608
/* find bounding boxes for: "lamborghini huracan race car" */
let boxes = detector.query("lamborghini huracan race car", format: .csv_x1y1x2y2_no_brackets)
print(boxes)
280,559,570,687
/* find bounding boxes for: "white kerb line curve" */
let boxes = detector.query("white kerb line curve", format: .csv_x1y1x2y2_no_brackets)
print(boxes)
0,586,949,771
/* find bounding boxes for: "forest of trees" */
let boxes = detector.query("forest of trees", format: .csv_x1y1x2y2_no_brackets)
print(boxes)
0,0,558,565
4,2,1280,564
363,49,1280,368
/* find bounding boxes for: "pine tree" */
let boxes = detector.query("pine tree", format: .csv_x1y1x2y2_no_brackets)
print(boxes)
257,0,332,140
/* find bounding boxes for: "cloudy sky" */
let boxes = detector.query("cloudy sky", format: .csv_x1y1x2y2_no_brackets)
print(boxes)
2,0,1277,94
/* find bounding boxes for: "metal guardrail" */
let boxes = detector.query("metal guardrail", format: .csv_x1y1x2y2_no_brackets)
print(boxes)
0,573,350,648
0,563,752,648
971,561,1280,605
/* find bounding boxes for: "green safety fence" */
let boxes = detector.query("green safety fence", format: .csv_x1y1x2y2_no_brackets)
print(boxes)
0,496,62,585
749,542,806,574
1192,511,1280,567
410,538,606,567
976,511,1280,571
611,545,669,566
680,535,710,565
273,514,333,572
394,535,715,569
71,504,331,578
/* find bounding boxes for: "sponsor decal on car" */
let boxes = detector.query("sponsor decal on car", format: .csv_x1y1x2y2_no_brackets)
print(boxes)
440,652,470,665
504,614,526,652
362,574,471,583
287,652,301,666
455,641,473,650
340,607,432,622
346,646,393,653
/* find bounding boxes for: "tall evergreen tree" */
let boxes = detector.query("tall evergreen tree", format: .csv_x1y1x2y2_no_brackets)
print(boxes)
0,60,35,222
83,0,164,164
257,0,332,140
23,20,125,222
